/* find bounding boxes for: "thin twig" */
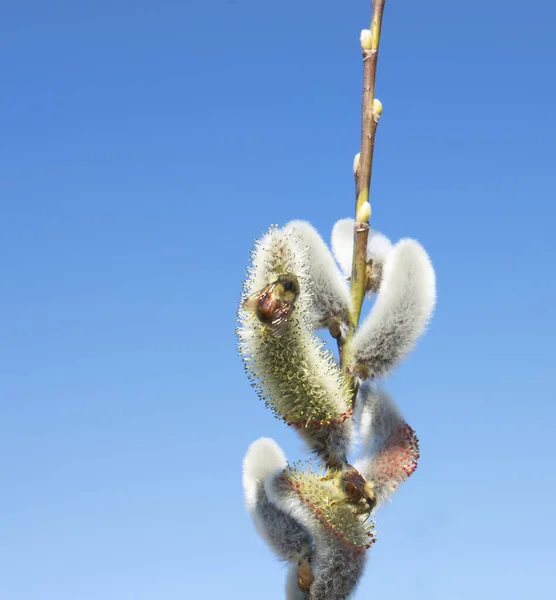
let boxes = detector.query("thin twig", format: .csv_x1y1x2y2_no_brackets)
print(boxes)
339,0,386,408
351,0,385,328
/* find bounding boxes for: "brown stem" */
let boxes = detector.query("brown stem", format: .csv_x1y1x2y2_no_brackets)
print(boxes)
340,0,386,410
355,0,385,205
350,0,385,329
350,221,370,328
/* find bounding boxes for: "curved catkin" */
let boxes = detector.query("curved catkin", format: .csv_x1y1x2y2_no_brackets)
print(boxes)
243,438,313,560
354,384,420,507
284,220,351,333
355,382,403,457
280,463,376,552
308,537,366,600
237,227,354,461
351,238,436,380
266,468,370,600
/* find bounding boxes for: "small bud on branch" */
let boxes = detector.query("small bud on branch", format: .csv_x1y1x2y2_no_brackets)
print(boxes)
353,152,361,176
360,29,373,50
356,201,372,223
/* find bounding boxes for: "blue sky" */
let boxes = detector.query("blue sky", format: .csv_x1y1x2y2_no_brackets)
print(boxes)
1,1,555,598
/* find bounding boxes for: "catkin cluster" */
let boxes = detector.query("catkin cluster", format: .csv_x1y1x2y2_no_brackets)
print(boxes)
239,219,436,599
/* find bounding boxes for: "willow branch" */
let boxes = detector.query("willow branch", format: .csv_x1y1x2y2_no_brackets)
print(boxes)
350,0,385,329
335,0,385,413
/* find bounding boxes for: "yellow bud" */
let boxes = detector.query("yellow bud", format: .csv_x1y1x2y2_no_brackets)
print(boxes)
353,152,360,174
373,98,383,116
356,201,371,223
360,29,373,50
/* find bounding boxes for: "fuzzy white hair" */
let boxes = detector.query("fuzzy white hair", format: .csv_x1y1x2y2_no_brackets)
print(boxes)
284,220,351,332
243,437,288,511
355,383,402,457
243,438,313,561
351,238,436,379
354,384,420,507
331,217,393,279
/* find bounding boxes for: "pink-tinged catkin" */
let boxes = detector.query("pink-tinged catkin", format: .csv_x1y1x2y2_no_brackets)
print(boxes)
282,464,377,556
372,422,420,490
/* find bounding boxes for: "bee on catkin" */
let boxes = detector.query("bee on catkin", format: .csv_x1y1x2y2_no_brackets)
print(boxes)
340,463,377,518
242,273,300,337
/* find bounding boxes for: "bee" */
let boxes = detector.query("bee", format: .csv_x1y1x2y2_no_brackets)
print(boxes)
341,464,377,518
365,258,383,294
242,273,300,337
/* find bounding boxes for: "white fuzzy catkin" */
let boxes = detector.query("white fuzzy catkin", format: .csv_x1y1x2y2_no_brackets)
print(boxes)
237,227,353,463
354,384,420,507
331,217,393,281
243,438,312,560
267,471,368,600
351,238,436,379
355,383,401,457
284,220,351,332
308,538,366,600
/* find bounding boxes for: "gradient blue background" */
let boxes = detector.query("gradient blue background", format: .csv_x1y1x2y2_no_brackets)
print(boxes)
1,1,554,598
